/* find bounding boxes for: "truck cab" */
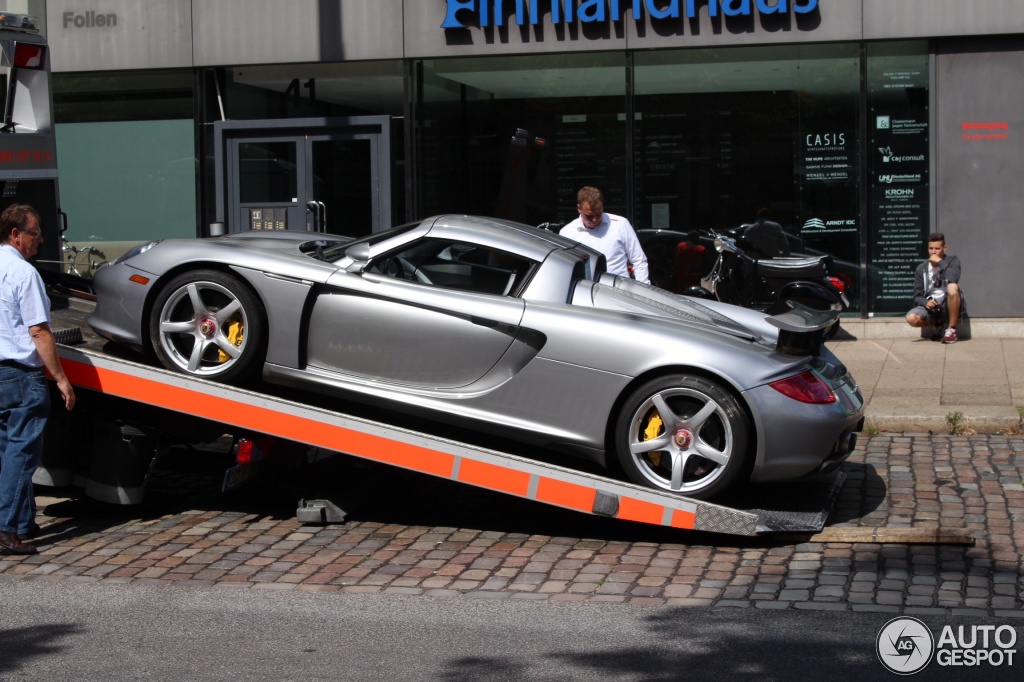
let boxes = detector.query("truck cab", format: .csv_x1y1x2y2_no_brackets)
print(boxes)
1,11,63,272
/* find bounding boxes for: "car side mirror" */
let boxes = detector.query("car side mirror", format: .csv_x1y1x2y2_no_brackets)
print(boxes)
345,242,370,263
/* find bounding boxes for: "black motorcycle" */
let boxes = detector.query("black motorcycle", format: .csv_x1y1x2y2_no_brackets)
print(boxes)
680,227,849,335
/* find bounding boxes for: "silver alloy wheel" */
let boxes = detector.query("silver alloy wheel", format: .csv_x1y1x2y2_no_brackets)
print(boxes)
626,386,735,494
157,279,249,377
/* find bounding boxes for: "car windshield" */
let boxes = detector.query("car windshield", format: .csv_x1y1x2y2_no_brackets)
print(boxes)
318,221,422,262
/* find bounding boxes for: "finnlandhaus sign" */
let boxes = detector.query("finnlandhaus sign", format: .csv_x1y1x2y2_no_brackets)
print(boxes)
442,0,820,28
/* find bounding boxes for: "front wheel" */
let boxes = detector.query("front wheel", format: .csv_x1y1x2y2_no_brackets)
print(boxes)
615,374,749,500
149,269,266,382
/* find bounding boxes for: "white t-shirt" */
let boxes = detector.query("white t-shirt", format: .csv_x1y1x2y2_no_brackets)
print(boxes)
926,263,945,303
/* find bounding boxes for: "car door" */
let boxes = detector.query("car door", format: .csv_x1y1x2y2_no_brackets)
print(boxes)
306,240,530,389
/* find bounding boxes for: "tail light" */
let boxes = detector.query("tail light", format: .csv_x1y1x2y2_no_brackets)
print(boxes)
235,435,275,465
235,438,255,465
770,370,836,404
13,43,46,69
827,275,847,293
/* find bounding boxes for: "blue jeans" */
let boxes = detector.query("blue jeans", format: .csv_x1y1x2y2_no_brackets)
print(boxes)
0,365,49,535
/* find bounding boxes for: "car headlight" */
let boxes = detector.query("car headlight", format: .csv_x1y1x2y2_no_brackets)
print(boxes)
113,240,161,265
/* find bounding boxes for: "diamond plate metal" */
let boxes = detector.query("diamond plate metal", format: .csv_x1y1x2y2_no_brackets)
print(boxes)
694,503,759,535
750,471,846,533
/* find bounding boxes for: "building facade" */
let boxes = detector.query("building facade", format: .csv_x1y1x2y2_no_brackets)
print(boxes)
9,0,1024,317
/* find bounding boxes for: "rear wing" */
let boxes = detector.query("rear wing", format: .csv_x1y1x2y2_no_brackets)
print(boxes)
767,303,840,356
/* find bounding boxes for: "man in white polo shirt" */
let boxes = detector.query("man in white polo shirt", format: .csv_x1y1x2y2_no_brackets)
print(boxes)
560,186,650,284
0,203,76,555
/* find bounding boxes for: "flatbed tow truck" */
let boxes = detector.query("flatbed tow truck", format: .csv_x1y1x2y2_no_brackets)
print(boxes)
3,13,840,540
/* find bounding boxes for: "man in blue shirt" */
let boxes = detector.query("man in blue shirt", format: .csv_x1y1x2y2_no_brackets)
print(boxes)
0,204,76,555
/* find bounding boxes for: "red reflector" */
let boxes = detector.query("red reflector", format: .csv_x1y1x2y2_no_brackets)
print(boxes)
236,438,254,465
128,274,150,285
770,370,836,404
13,43,45,69
827,276,846,293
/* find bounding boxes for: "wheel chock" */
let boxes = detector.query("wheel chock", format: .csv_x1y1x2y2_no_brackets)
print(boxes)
296,498,346,524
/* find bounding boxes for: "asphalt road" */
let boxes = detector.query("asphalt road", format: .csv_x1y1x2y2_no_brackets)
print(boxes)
0,579,1017,682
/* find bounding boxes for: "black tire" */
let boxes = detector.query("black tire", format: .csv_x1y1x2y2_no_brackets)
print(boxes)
614,374,749,500
149,269,265,382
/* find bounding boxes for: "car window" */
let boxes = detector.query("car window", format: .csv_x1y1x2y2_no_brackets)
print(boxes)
319,221,422,262
367,238,534,297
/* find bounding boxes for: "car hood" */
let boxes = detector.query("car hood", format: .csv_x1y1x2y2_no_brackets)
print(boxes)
214,230,352,255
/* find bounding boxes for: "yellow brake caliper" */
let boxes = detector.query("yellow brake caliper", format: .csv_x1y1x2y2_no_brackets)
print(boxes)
217,319,244,363
641,410,664,467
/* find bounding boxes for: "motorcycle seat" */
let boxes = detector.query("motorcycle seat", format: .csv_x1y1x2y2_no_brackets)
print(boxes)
756,256,827,279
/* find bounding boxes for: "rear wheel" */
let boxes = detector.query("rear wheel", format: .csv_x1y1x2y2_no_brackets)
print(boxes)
149,269,265,382
615,374,749,500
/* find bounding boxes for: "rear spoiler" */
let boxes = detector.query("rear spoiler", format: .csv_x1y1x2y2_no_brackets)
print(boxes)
767,302,840,357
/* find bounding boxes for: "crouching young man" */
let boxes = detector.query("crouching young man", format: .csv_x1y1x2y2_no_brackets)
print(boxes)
905,232,964,344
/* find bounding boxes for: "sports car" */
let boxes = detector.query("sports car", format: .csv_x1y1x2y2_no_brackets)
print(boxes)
87,215,864,500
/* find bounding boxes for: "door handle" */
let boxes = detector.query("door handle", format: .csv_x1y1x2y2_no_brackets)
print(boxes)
306,201,320,232
469,316,500,328
307,201,326,232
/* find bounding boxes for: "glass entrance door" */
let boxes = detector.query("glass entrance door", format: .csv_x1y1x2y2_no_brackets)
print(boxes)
307,136,374,238
215,116,392,237
234,137,305,232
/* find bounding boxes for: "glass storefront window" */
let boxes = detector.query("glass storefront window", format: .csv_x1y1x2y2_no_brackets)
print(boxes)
53,71,195,268
415,52,627,226
634,45,862,305
415,46,866,308
238,141,297,204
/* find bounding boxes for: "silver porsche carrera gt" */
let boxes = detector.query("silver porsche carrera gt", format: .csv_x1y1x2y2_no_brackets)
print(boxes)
87,214,864,500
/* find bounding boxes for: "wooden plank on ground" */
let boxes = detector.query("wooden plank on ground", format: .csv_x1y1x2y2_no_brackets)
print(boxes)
804,527,975,545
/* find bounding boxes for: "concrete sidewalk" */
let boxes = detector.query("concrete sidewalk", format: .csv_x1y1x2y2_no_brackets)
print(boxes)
828,318,1024,434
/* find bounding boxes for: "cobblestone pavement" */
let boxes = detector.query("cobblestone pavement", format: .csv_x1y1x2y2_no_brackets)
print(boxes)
2,435,1022,618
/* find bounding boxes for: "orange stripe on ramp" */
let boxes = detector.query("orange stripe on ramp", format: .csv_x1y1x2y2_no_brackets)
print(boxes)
535,477,596,513
670,508,697,529
617,496,665,525
457,459,530,496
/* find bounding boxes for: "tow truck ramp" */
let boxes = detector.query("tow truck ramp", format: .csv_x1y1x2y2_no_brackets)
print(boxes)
54,342,842,538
